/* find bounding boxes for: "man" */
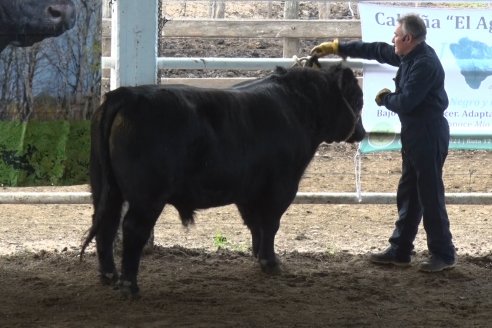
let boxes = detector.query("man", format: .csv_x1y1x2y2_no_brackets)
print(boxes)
311,14,456,272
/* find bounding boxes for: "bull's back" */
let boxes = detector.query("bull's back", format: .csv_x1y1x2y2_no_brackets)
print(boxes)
98,85,314,208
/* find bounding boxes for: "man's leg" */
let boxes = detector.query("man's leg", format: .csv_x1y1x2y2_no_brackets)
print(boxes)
370,150,422,266
416,147,455,271
388,150,423,255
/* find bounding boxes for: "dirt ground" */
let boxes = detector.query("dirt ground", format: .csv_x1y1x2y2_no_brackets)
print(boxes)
1,2,492,327
0,144,491,327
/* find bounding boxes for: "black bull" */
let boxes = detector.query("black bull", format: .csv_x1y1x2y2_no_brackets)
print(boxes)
82,64,365,297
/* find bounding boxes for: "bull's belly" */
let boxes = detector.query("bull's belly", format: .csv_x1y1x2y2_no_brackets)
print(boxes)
169,187,238,211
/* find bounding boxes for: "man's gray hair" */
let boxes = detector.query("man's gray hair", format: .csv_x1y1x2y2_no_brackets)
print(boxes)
398,14,427,42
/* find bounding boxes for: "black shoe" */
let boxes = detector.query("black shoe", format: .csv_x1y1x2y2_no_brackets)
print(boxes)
419,256,457,272
369,247,411,267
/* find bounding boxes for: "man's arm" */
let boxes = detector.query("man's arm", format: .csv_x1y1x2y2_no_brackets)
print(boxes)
339,41,401,67
383,60,440,114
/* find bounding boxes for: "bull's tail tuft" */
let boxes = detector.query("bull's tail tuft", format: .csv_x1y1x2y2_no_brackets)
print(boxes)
80,186,112,259
80,215,98,259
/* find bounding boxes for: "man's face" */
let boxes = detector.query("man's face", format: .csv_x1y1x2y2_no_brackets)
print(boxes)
392,24,411,56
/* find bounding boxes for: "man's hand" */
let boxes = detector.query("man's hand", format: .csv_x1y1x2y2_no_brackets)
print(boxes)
375,88,391,106
310,39,339,57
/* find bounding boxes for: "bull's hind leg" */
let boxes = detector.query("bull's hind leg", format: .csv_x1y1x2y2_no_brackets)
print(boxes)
119,201,164,298
95,189,124,285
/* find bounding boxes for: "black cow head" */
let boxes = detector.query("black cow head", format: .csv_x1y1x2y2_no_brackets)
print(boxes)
0,0,76,51
334,65,365,143
339,66,366,143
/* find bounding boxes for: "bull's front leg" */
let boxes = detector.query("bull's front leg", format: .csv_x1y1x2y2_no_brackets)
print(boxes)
237,203,281,274
248,225,261,258
257,216,281,274
236,204,262,259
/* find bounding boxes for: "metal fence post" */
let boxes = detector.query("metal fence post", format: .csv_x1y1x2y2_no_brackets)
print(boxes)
113,0,157,89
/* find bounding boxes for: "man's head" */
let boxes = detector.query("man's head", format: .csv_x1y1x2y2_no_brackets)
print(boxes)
392,14,427,56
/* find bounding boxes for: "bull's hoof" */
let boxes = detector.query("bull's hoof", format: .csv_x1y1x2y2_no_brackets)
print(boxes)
99,271,119,286
117,279,140,300
259,258,281,275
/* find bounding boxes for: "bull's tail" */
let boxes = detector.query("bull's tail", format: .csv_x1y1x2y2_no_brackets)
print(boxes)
80,88,135,258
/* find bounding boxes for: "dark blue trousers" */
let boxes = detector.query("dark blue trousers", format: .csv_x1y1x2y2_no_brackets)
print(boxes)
389,117,455,263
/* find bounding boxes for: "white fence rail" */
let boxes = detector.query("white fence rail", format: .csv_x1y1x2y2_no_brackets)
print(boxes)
1,192,492,205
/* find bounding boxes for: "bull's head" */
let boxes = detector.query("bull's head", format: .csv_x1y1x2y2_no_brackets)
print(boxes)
0,0,76,51
301,60,365,144
332,65,366,143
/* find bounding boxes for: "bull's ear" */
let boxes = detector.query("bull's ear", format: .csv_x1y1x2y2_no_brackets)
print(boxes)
274,66,288,75
337,67,355,91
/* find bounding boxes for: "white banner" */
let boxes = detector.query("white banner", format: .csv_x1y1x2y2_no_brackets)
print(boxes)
358,3,492,136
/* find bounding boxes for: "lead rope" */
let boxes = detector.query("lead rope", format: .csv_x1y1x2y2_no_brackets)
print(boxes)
354,145,362,202
292,55,309,68
291,55,321,69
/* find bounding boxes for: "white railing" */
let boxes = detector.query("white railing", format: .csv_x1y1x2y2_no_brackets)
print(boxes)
1,192,491,205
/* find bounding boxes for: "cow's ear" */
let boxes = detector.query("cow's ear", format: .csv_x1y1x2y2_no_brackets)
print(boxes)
337,67,355,91
274,66,288,75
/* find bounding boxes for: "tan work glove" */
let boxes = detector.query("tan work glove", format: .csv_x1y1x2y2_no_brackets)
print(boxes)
310,38,339,57
375,88,391,106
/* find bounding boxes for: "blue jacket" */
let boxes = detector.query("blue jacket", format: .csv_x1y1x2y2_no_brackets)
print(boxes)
339,41,449,129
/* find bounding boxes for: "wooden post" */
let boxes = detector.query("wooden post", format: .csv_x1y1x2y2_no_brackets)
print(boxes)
102,0,111,19
101,1,111,84
209,0,225,18
282,0,299,58
318,1,331,20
